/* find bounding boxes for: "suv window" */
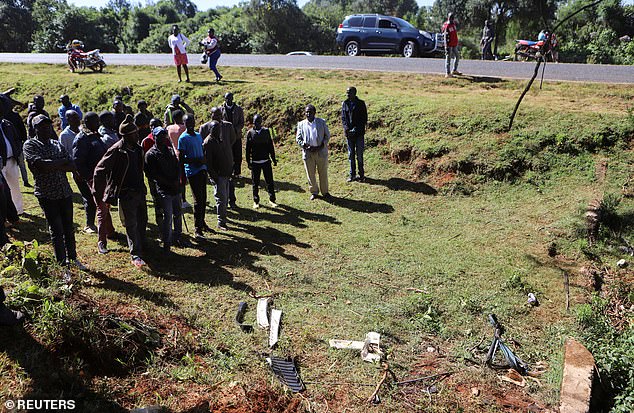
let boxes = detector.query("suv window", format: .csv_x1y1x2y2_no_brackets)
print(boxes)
378,19,396,29
363,17,376,28
347,17,363,27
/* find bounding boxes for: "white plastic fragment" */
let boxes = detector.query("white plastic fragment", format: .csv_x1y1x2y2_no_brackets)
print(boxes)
257,297,272,329
269,309,282,348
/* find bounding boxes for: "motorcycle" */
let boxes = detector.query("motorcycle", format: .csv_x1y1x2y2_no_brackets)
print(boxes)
66,43,106,73
514,36,556,62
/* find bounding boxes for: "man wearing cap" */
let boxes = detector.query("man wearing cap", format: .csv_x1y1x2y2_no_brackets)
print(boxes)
72,112,107,239
296,104,330,200
23,115,87,271
164,95,193,126
134,100,154,140
201,107,236,231
341,86,367,182
179,114,209,238
0,97,24,215
145,127,183,251
94,114,148,268
58,95,83,130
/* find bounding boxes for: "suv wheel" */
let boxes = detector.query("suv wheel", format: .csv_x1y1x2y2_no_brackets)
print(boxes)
345,41,359,57
403,41,417,58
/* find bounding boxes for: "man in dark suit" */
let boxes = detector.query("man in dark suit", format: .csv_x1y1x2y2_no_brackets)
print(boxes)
341,86,368,182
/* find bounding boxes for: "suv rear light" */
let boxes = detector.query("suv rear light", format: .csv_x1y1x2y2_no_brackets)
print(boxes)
338,24,343,28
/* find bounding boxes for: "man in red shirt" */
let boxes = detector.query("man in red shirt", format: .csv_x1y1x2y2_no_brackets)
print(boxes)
442,13,461,78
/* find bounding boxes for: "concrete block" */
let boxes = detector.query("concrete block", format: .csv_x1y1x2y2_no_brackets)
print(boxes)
560,338,595,413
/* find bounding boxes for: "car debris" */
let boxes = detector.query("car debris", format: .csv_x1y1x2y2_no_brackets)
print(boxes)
527,293,539,306
266,356,305,392
485,314,528,375
235,302,253,333
269,309,282,348
329,331,383,362
257,297,272,328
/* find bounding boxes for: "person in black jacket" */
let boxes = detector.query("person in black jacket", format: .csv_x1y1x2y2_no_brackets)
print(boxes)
72,112,109,248
0,94,24,215
245,114,277,209
144,127,184,251
341,86,368,182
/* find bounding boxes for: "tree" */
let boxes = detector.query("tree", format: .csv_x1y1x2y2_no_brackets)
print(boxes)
106,0,131,52
0,0,34,52
123,8,158,52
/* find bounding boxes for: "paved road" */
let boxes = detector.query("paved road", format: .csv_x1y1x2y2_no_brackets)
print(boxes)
1,53,633,84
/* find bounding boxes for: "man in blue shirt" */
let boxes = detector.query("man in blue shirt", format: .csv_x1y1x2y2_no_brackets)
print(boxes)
58,94,83,130
178,114,208,239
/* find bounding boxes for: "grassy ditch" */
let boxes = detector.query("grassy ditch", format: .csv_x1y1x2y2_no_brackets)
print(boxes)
0,63,632,412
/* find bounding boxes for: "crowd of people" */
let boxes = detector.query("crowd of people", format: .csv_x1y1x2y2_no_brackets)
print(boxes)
0,86,369,326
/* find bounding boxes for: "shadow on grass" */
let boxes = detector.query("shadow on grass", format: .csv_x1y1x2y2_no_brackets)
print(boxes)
364,177,437,195
326,194,395,214
237,202,340,228
0,326,126,412
7,211,57,248
458,74,505,84
241,177,305,194
90,270,179,309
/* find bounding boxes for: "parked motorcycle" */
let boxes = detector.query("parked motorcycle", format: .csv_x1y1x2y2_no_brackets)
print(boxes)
514,35,557,62
65,40,106,73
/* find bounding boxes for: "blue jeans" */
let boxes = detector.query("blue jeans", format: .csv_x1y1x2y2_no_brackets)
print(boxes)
445,46,460,74
159,193,181,247
214,176,231,226
208,49,221,79
347,135,365,178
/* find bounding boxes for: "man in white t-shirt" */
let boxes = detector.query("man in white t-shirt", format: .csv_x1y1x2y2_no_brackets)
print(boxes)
167,25,191,83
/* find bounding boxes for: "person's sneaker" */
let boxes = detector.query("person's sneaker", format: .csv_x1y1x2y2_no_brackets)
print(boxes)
358,176,365,183
253,202,260,209
347,176,356,182
310,194,318,201
131,257,146,268
269,200,279,208
73,259,88,271
217,224,229,231
194,231,206,240
445,73,453,78
62,267,72,283
0,305,25,326
98,241,109,254
182,201,192,210
452,70,462,75
83,225,97,234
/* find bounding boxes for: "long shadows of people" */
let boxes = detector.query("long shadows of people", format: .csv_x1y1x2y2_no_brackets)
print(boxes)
364,177,438,195
0,326,126,412
89,270,178,309
237,203,340,228
241,177,305,193
325,194,395,214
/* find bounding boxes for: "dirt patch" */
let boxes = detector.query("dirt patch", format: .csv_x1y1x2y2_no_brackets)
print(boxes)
209,382,297,413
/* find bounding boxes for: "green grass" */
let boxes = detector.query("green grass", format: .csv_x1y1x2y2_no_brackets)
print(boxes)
0,63,633,412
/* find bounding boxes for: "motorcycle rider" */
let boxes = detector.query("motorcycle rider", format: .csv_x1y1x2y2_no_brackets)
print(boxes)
66,39,83,72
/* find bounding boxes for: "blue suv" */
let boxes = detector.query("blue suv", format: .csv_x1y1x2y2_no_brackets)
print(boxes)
336,14,445,58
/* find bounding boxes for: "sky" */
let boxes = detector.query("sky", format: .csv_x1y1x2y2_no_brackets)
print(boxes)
67,0,436,10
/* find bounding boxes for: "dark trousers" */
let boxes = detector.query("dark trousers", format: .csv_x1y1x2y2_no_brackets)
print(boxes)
0,180,8,247
232,137,242,176
188,170,207,231
160,193,182,246
251,161,276,204
347,135,365,178
74,176,96,228
207,49,221,79
38,196,76,264
2,175,17,223
118,190,148,259
148,180,164,230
